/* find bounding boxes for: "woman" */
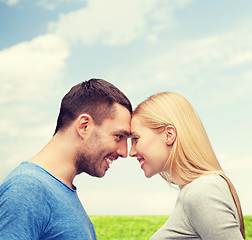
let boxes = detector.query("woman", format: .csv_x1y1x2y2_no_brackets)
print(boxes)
130,92,245,239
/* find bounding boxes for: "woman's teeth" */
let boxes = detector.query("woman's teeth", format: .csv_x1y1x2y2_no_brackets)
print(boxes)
139,159,145,169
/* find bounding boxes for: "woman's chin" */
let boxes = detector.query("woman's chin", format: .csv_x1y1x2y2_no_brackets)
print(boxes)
144,171,153,178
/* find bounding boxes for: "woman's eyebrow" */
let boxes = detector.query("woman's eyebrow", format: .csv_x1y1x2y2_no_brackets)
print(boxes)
130,132,138,137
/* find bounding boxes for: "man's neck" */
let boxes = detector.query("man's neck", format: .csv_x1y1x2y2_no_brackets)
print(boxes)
29,134,78,189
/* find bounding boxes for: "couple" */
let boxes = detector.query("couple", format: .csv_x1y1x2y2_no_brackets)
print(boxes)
0,78,245,239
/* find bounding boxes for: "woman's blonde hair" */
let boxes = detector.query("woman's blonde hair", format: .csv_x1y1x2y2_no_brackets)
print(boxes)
133,92,245,238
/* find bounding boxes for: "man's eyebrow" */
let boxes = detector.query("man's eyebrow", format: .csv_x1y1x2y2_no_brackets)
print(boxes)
112,130,131,137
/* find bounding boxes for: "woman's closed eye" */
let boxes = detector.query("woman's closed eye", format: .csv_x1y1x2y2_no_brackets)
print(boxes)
131,136,139,143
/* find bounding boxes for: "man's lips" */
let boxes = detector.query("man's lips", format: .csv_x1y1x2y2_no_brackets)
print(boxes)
105,157,114,170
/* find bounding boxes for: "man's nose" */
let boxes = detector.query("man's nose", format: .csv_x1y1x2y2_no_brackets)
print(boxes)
117,140,128,158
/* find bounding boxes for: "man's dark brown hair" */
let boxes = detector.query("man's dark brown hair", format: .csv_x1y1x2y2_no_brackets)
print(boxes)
54,78,132,134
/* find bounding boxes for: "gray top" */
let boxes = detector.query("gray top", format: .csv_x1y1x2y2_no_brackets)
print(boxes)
150,174,243,240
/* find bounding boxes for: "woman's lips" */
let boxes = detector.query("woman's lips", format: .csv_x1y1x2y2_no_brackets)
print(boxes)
138,158,145,169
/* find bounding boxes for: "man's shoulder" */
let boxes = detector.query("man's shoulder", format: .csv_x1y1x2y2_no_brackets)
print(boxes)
1,162,51,196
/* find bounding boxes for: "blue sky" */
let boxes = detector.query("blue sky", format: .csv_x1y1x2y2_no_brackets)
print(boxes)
0,0,251,215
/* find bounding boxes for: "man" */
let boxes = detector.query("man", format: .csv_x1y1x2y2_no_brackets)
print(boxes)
0,79,132,239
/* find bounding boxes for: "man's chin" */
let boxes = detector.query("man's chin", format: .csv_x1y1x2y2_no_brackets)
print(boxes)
95,171,106,178
83,169,106,178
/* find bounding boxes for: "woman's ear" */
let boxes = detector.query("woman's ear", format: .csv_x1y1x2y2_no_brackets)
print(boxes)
164,125,177,145
75,114,93,139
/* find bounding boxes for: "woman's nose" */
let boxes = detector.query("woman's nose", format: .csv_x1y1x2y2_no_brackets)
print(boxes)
129,145,137,157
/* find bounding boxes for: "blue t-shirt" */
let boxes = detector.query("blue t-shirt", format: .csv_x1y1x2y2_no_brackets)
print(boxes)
0,162,97,240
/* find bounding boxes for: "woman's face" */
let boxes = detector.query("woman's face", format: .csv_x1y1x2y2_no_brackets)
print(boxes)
130,116,172,178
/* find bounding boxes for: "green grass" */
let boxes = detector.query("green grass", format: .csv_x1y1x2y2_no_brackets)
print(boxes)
245,216,252,239
90,215,167,240
90,215,252,240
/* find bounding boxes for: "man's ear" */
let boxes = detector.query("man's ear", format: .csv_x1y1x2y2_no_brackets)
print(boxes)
75,114,93,139
164,124,177,145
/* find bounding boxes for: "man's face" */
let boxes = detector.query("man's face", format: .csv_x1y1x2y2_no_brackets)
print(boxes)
75,103,131,177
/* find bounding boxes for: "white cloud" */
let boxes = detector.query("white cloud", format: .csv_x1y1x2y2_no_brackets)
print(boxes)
153,26,252,83
218,154,252,172
217,153,252,215
38,0,85,11
79,189,178,215
0,34,69,103
226,51,252,66
48,0,194,46
0,0,84,8
0,0,19,6
110,18,252,104
0,34,69,176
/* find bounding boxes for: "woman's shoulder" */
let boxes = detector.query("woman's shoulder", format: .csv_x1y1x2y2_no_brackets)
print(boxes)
181,174,230,206
184,174,227,190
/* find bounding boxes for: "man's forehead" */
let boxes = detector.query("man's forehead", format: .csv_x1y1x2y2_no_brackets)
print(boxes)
98,103,131,135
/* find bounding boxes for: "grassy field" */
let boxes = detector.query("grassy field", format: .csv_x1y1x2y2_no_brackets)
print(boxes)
90,215,252,240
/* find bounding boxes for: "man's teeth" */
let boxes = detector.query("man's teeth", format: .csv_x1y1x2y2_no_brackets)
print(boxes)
105,157,113,165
